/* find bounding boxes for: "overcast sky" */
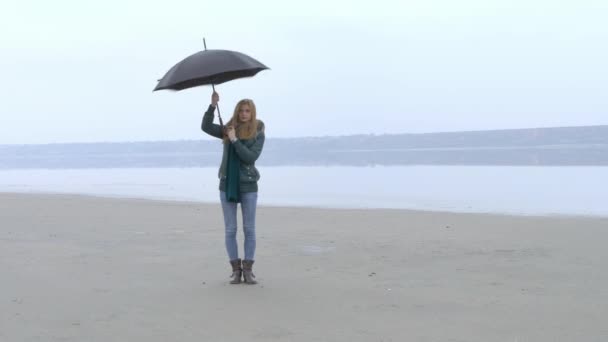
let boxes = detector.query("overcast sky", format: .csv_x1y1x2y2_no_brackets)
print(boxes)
1,0,607,144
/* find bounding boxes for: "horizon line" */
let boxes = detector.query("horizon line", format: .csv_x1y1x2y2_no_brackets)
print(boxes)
1,123,607,147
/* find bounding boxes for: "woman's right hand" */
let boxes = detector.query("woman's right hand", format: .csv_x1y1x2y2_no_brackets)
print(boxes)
211,91,219,107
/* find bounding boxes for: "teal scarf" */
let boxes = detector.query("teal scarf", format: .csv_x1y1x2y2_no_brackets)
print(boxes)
225,142,241,202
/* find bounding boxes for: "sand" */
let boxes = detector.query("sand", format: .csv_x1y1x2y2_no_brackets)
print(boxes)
1,192,607,341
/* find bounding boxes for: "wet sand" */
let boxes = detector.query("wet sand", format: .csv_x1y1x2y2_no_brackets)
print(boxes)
1,192,607,341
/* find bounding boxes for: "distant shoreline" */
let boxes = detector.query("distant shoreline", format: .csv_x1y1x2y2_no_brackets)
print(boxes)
2,123,608,146
2,125,607,168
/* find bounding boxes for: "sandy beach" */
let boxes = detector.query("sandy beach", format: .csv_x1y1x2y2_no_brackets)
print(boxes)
1,192,607,341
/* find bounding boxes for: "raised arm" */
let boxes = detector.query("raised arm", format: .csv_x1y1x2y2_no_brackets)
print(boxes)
201,91,223,139
201,104,223,139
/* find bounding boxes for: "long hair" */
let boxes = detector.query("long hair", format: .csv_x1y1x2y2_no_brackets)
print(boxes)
223,99,259,143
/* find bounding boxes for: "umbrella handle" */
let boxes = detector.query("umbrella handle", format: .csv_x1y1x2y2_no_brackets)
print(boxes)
211,83,225,131
218,106,224,128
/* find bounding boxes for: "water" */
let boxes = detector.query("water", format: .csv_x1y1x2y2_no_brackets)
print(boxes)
0,166,606,217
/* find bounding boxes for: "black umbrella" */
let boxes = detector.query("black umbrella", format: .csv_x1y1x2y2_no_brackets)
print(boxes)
153,38,269,127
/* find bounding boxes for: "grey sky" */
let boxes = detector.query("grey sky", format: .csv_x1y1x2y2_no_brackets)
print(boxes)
1,0,607,144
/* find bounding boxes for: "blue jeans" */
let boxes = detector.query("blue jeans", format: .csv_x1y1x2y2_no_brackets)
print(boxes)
219,191,258,261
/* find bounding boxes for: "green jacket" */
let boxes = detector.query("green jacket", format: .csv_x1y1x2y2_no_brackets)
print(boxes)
201,105,265,193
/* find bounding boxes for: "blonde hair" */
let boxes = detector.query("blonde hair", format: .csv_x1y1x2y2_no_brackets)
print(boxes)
223,99,260,143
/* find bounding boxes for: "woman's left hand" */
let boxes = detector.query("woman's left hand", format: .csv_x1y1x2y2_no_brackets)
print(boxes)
226,126,237,141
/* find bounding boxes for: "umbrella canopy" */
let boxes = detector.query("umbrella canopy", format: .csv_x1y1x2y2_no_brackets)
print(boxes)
153,49,269,91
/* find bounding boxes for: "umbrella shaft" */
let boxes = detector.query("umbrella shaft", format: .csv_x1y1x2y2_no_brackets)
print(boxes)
211,83,223,126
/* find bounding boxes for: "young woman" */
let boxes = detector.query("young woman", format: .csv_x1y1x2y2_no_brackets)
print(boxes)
201,91,265,285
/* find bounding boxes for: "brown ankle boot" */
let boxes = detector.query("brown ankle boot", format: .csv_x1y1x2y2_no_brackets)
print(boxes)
229,259,242,284
242,259,257,284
